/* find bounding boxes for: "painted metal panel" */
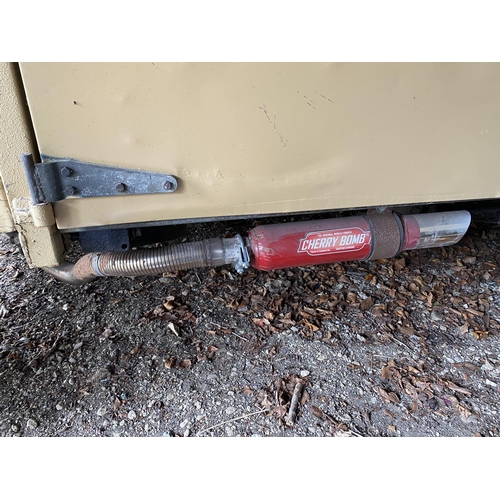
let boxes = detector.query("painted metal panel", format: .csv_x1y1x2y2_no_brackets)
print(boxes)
0,179,14,233
0,62,64,266
19,63,500,230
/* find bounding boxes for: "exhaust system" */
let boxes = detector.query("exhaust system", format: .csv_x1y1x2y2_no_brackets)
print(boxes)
44,210,471,284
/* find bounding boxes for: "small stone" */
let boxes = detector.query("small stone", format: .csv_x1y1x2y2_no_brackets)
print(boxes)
166,393,174,401
225,406,236,415
183,428,191,437
27,418,38,430
11,424,20,432
485,379,497,387
97,407,107,416
73,342,83,350
300,370,310,377
225,426,234,437
482,360,494,371
180,419,190,429
127,410,137,420
431,310,443,322
460,412,478,424
56,404,63,411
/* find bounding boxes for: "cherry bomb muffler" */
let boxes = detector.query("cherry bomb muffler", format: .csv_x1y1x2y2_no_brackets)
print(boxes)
44,210,471,284
247,210,471,271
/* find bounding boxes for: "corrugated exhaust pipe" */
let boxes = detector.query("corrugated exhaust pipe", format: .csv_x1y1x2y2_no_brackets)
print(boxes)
44,236,250,285
44,210,471,284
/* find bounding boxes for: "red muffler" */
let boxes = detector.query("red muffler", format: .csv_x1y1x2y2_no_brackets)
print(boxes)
247,210,471,271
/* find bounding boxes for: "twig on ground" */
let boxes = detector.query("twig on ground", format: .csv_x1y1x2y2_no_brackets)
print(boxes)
285,381,304,426
393,337,412,352
197,408,269,435
349,426,364,437
231,332,249,342
26,333,63,369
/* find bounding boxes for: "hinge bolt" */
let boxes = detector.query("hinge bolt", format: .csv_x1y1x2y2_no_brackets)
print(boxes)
163,180,173,191
64,186,77,197
115,182,127,193
61,167,73,177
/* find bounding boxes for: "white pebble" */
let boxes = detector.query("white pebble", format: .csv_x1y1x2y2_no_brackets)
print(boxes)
27,419,38,430
300,370,310,377
127,410,137,420
225,407,236,415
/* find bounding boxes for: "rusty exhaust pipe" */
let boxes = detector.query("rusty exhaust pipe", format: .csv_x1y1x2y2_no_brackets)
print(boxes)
44,236,250,285
44,210,471,284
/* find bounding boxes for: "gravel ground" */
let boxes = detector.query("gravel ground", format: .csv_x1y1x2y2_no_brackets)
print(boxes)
1,220,500,437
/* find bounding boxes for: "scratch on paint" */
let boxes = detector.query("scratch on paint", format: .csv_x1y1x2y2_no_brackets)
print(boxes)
260,104,288,148
277,131,288,148
316,91,335,104
303,95,316,109
259,105,272,124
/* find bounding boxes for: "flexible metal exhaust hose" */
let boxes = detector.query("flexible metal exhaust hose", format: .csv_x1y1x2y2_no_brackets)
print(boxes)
97,239,228,276
44,237,245,284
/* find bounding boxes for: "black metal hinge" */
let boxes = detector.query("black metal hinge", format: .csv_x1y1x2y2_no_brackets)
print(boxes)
21,154,178,204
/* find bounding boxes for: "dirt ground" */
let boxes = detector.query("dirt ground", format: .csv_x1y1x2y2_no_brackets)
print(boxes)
1,220,499,437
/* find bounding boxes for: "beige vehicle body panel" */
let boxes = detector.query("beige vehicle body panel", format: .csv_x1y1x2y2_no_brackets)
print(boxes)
0,62,64,266
17,62,500,232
